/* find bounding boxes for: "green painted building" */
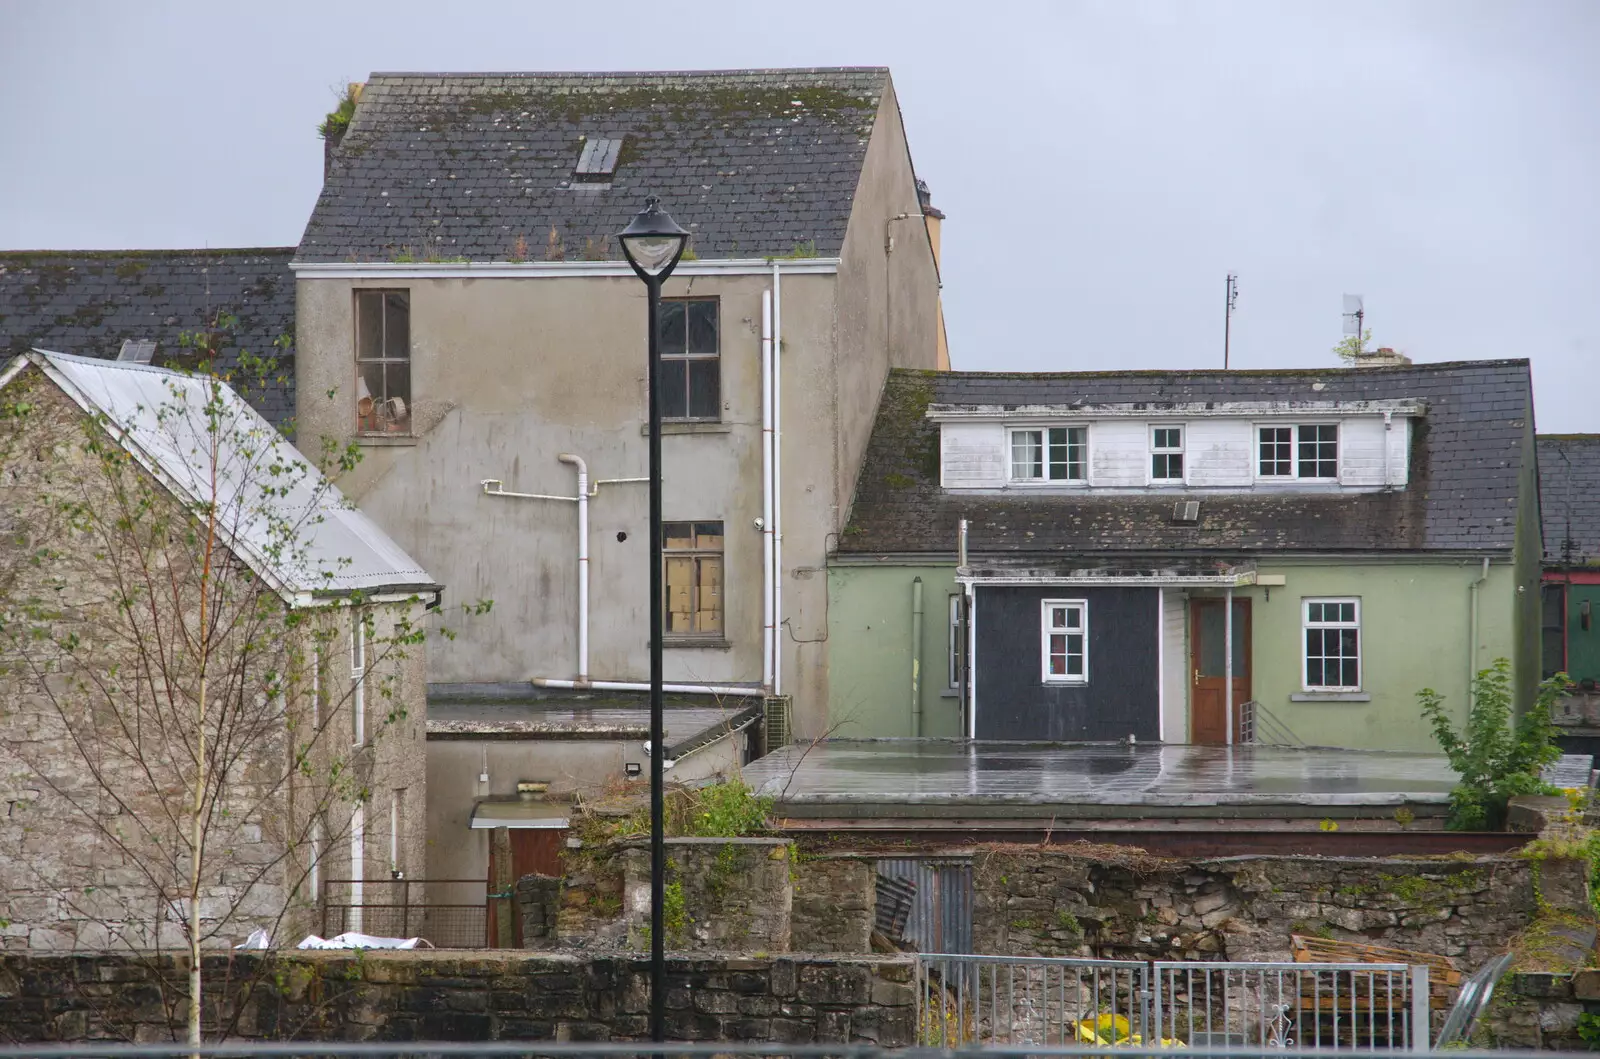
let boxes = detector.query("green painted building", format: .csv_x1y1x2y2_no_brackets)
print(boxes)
1537,435,1600,752
828,361,1542,752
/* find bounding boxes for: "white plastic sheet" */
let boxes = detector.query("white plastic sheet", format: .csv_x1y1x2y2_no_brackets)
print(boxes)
295,932,430,950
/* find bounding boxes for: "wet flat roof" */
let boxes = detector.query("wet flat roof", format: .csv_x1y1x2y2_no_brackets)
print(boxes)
742,740,1459,818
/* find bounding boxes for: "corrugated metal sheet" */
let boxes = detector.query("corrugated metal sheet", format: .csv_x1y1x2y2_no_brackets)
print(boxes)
24,350,436,603
878,857,972,954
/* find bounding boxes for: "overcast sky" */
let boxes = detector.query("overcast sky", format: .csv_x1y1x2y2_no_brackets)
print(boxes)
2,1,1595,429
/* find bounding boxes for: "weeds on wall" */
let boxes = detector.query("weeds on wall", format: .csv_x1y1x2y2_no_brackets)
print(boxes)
1418,659,1568,830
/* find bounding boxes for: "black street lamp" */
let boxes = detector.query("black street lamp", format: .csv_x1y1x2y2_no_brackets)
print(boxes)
617,196,690,1045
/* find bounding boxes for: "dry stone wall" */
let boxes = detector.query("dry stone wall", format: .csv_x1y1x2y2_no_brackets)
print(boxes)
973,848,1552,966
0,951,917,1045
792,856,874,952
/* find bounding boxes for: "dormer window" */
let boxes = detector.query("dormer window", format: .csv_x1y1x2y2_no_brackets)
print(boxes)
1009,427,1085,482
1259,424,1339,479
1150,426,1184,482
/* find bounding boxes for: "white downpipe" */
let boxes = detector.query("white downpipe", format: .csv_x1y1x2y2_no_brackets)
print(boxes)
531,677,760,696
772,262,784,698
558,454,589,683
1469,557,1490,705
761,290,775,693
1224,586,1234,747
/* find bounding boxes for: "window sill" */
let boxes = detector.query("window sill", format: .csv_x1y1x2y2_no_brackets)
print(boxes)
356,434,418,447
940,690,961,699
1042,681,1089,688
1290,691,1371,702
663,638,733,650
641,422,732,436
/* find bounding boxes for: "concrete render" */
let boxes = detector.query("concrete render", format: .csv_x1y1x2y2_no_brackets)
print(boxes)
743,739,1458,808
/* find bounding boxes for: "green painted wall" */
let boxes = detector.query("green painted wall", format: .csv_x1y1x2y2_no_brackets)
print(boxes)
826,564,962,737
1513,407,1542,714
827,558,1529,752
1237,560,1522,752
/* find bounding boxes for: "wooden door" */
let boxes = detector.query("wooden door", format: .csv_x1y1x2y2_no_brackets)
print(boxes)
1190,598,1251,744
486,828,566,946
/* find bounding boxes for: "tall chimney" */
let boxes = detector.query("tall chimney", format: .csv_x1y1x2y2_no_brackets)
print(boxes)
917,179,951,371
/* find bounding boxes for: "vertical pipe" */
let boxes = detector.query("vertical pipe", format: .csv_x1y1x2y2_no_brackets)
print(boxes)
646,275,666,1043
911,577,925,737
1469,557,1489,707
771,262,784,698
1156,588,1166,741
1225,586,1235,745
558,454,589,682
760,292,774,692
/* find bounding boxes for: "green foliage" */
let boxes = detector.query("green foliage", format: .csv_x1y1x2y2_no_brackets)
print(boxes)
1577,1011,1600,1048
317,83,360,141
674,779,773,838
1418,659,1567,830
662,880,686,939
1333,328,1372,363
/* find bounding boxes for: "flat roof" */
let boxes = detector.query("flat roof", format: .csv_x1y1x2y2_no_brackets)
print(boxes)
742,740,1458,819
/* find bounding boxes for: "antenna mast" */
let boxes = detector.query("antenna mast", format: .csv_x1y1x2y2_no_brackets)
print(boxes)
1341,294,1365,356
1223,273,1238,369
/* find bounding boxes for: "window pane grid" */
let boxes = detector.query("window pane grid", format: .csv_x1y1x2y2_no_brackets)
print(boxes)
1298,424,1338,478
661,298,720,421
1012,427,1088,482
1010,430,1044,479
1042,600,1088,684
1258,426,1292,476
1303,598,1360,689
663,520,724,637
1151,427,1183,481
355,290,411,434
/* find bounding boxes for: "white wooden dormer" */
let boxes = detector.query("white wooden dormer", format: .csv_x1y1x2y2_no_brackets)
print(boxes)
931,400,1424,494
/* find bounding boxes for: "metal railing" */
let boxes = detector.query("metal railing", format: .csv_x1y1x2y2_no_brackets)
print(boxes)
917,955,1431,1051
1240,699,1306,746
318,878,488,947
0,1046,1578,1059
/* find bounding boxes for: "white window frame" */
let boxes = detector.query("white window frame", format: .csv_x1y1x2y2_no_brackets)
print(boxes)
309,816,322,900
1008,426,1088,483
349,802,365,932
350,616,366,747
1295,422,1340,481
1256,424,1294,479
390,789,402,876
1302,597,1361,691
1149,425,1185,483
1040,599,1089,685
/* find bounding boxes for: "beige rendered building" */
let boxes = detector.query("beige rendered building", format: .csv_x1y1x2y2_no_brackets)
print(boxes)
290,69,944,879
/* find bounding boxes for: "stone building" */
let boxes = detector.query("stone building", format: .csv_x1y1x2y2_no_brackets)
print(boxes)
0,350,435,950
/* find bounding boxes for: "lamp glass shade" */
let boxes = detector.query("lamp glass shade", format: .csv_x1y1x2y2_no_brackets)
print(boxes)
620,234,685,275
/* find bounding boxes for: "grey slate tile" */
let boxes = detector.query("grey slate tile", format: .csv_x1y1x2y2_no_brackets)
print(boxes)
1539,435,1600,565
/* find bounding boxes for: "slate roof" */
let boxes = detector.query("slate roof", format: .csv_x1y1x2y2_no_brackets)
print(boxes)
0,249,297,428
298,68,891,263
9,351,436,602
841,360,1535,557
1538,435,1600,566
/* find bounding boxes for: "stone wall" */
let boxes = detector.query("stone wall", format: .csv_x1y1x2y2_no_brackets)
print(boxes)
793,856,875,952
972,847,1559,967
551,837,794,952
0,951,916,1045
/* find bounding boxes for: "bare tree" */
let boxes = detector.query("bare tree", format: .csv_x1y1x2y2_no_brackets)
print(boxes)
0,340,479,1043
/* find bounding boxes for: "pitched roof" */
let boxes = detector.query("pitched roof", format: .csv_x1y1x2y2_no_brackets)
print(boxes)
5,351,436,603
298,68,891,263
842,360,1535,557
1538,435,1600,565
0,249,297,428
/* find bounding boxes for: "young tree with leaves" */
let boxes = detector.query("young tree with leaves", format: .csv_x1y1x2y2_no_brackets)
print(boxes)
0,341,476,1043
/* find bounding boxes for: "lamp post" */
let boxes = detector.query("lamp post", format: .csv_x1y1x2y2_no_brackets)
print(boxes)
618,196,690,1044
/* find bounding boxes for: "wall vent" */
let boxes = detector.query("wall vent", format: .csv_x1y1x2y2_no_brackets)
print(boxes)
763,695,792,750
1172,501,1201,523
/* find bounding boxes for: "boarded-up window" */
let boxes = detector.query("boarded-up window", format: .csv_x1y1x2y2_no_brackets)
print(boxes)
660,298,720,420
355,289,411,434
663,521,723,638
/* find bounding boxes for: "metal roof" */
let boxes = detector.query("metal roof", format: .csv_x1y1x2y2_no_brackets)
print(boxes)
11,350,437,605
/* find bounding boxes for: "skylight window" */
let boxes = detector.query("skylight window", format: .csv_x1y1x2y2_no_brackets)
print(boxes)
116,339,157,364
574,136,624,181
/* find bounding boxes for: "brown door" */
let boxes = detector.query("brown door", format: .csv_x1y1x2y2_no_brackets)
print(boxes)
486,828,567,946
1190,598,1251,744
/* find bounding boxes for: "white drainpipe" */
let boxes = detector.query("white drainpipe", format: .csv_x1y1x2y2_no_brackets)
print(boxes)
1469,557,1490,705
557,454,589,683
531,677,759,696
772,262,784,698
761,290,775,693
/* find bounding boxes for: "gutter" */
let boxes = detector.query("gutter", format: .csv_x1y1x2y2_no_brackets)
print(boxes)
288,258,840,279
